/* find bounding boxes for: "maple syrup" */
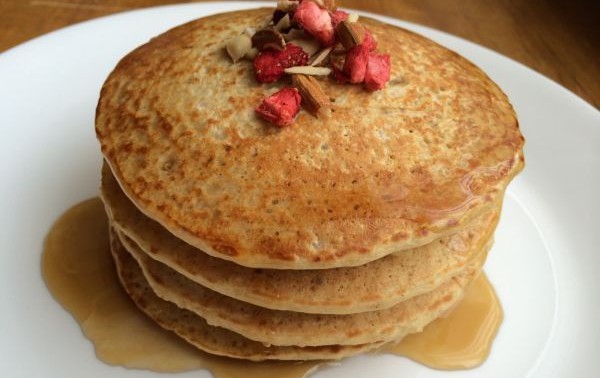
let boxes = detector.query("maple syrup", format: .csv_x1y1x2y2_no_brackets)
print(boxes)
42,198,502,377
387,274,502,369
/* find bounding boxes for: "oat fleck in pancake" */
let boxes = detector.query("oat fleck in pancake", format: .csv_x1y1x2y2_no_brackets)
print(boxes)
96,8,524,269
102,162,499,314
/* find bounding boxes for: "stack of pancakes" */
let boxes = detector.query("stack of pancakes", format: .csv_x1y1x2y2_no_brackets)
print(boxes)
95,9,524,361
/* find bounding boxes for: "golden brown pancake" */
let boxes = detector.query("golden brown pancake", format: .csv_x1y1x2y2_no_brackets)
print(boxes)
116,227,485,347
96,8,524,269
102,162,499,314
109,227,386,360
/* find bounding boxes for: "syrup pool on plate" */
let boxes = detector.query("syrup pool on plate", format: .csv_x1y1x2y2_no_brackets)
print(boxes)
42,198,502,377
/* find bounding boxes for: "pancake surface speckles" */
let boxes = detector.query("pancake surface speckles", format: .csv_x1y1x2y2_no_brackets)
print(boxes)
96,8,524,269
101,162,499,314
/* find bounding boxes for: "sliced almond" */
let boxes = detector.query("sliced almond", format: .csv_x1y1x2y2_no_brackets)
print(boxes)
277,0,299,12
245,47,259,60
347,13,360,23
292,74,332,115
288,38,320,56
252,29,286,51
335,21,366,50
285,66,332,76
283,28,306,42
225,34,252,62
309,47,332,66
274,13,291,32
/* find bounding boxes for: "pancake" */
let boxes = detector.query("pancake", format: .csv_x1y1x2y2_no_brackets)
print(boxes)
109,227,385,360
116,227,485,347
102,162,500,314
96,8,524,269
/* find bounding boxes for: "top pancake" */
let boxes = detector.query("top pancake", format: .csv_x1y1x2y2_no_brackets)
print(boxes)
96,8,524,269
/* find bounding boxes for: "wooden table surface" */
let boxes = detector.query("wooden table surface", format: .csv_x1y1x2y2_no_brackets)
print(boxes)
1,0,598,108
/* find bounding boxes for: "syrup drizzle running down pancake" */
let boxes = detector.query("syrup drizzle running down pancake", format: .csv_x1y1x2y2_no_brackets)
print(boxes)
43,198,503,375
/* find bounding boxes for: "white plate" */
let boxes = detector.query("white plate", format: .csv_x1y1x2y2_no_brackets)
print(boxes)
1,2,598,377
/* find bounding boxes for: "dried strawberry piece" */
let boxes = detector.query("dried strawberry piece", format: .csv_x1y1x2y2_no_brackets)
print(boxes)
293,0,335,46
253,43,309,83
343,43,369,83
330,10,348,28
331,63,349,84
364,53,391,91
255,87,302,127
362,29,377,52
340,29,387,87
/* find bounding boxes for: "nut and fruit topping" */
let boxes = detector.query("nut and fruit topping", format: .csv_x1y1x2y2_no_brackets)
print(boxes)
286,37,321,56
330,10,349,28
343,44,370,83
245,47,259,60
346,13,359,23
274,13,292,32
292,74,331,115
255,87,302,127
335,31,385,89
252,29,286,51
225,34,252,62
293,0,335,46
335,21,366,50
276,0,299,12
225,0,392,126
254,43,308,83
364,53,391,90
253,43,309,83
309,47,332,66
283,28,306,42
284,66,331,75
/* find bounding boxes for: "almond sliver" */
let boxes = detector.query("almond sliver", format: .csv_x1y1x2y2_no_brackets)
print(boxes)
284,66,332,76
347,13,360,23
288,38,320,56
309,47,332,66
225,34,252,62
274,13,291,32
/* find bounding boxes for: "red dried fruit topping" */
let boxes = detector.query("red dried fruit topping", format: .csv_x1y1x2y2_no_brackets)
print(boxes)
331,63,349,84
226,0,392,125
253,43,309,83
364,53,391,91
255,87,302,127
293,0,335,46
362,29,377,52
343,44,369,83
330,10,349,28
